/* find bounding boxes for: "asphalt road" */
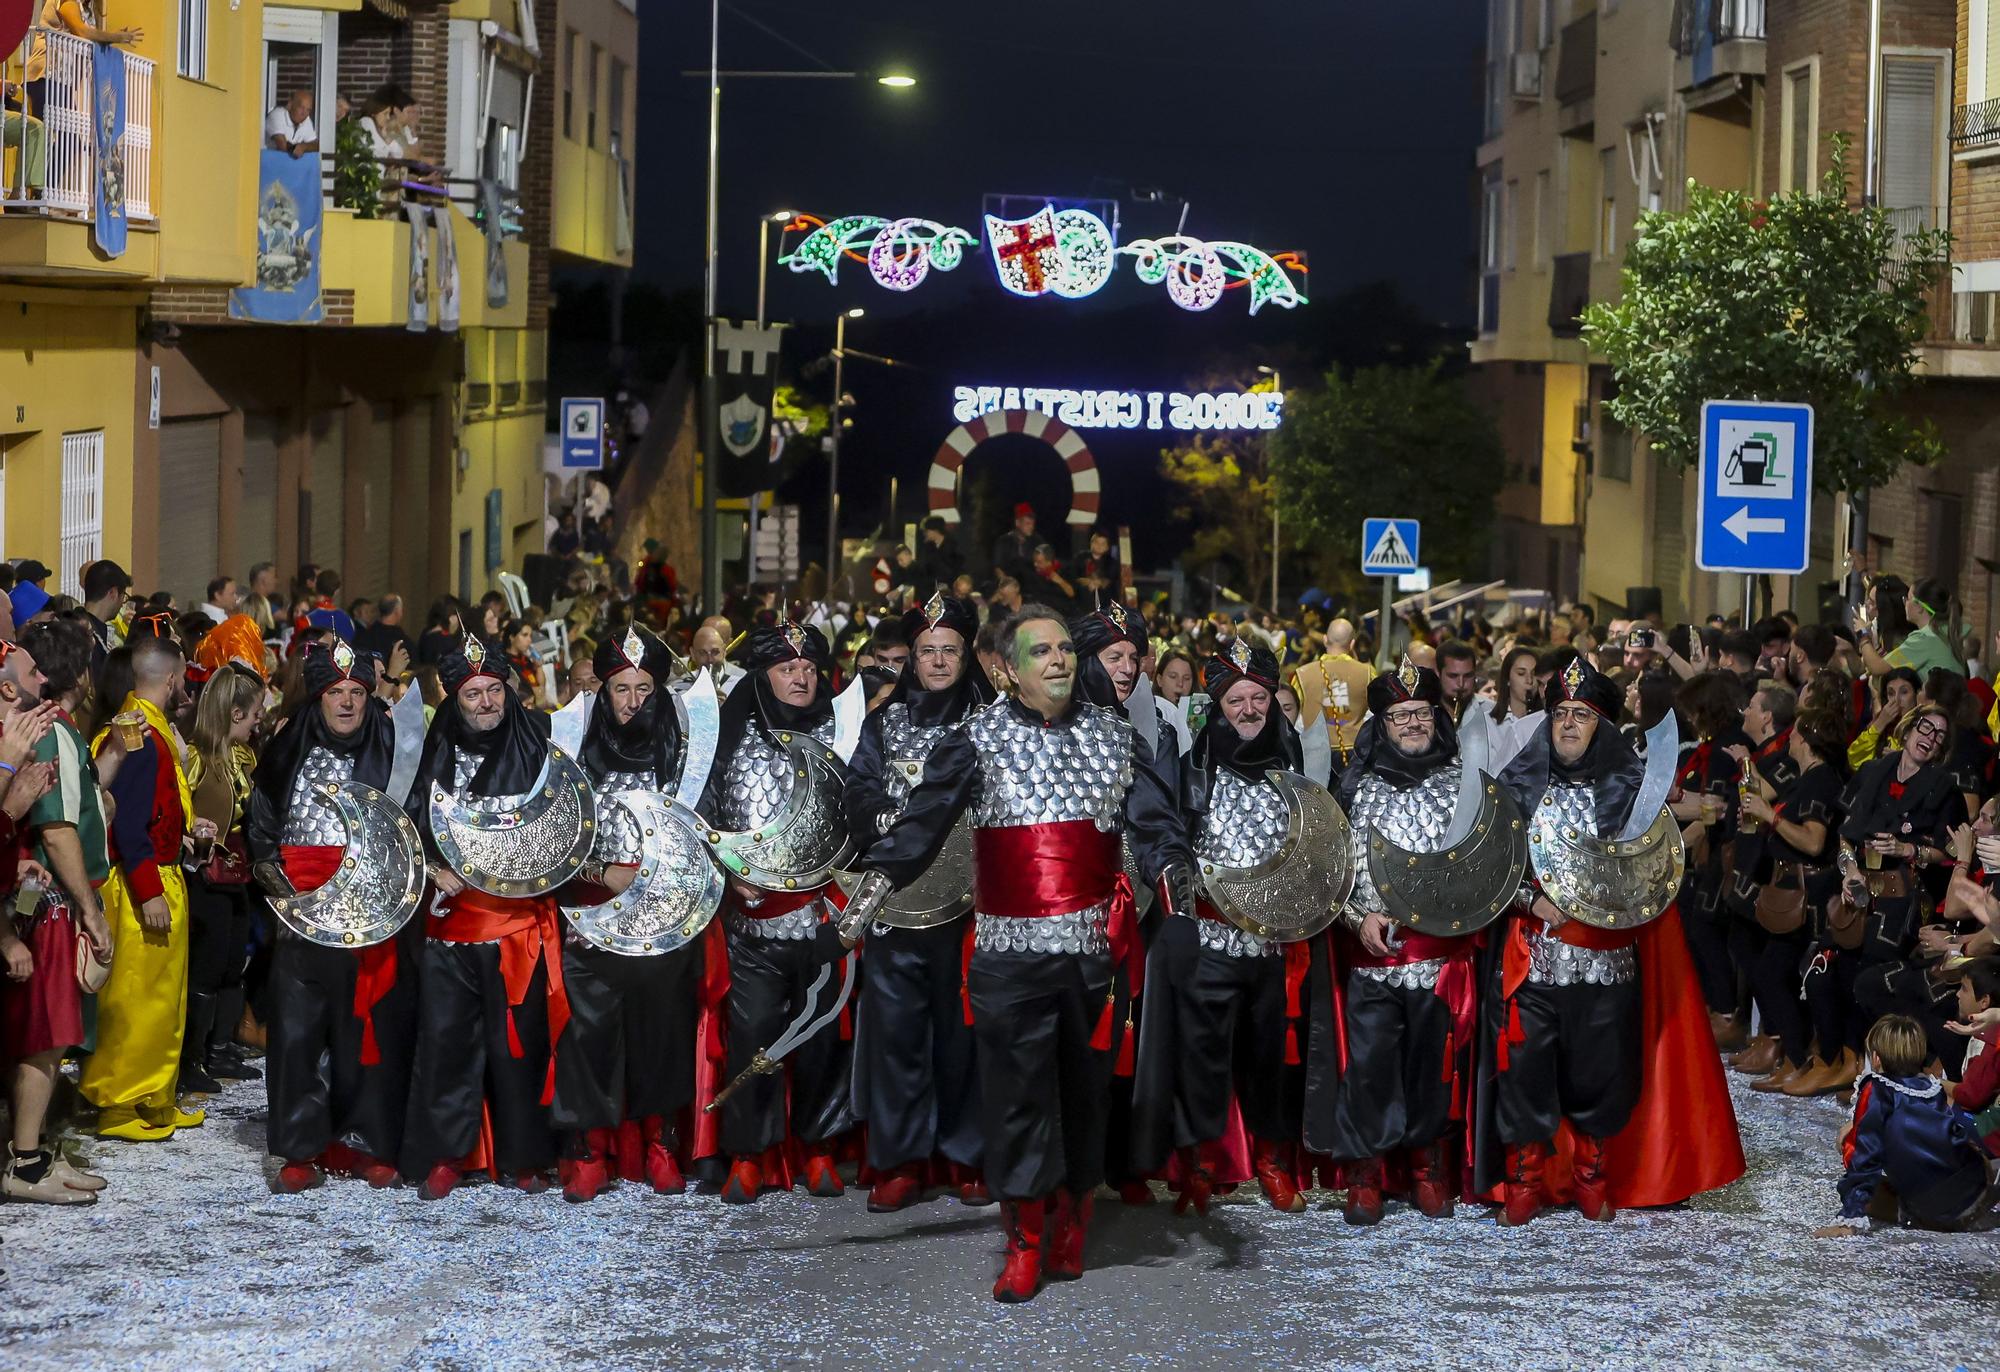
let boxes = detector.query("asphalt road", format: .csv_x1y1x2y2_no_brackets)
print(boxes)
2,1073,1996,1371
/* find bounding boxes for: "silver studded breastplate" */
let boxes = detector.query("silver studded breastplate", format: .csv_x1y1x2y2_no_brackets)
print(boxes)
718,715,836,832
282,746,356,847
879,703,955,808
1194,769,1289,958
1525,780,1636,986
963,701,1133,955
1346,763,1461,984
448,746,534,812
593,768,658,866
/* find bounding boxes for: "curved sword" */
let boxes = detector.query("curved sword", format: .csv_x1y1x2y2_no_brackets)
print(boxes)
1444,704,1494,847
675,669,721,810
1125,671,1161,755
704,949,858,1113
386,683,429,809
1616,709,1683,843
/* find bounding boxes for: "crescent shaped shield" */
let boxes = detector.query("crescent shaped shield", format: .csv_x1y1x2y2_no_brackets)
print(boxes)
429,744,599,897
833,757,973,928
1368,778,1530,937
703,732,854,892
561,794,724,956
269,780,427,948
1528,801,1685,931
1198,770,1356,943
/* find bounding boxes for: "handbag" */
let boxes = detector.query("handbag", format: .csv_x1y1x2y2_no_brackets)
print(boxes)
200,831,253,887
1825,889,1867,950
1754,862,1808,935
76,928,111,993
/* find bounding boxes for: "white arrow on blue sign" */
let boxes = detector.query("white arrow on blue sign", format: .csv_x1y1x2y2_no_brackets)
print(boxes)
1361,518,1421,576
1694,399,1814,576
560,397,606,471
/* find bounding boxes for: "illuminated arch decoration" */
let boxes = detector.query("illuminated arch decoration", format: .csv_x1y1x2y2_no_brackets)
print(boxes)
780,214,975,292
926,409,1100,530
985,205,1117,299
1120,237,1308,315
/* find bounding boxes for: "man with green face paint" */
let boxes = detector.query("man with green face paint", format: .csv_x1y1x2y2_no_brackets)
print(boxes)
837,605,1196,1304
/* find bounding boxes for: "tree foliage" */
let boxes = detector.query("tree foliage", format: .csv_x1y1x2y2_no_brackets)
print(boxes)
1159,437,1275,602
1266,362,1504,589
1580,136,1950,493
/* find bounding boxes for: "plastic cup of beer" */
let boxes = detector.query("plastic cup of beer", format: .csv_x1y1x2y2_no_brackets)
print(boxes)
1863,841,1883,871
113,711,147,751
1699,795,1720,826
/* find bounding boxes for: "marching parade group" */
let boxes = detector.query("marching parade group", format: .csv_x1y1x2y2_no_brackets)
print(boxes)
205,589,1749,1304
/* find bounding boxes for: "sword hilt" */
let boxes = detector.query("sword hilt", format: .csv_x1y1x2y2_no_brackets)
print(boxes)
702,1049,778,1113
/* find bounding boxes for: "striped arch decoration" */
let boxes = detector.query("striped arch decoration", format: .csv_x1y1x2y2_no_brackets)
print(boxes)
925,409,1099,528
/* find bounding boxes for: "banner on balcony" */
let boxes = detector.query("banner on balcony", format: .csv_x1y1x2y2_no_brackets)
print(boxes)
228,149,324,324
434,205,460,333
405,202,430,332
90,43,126,257
479,179,510,308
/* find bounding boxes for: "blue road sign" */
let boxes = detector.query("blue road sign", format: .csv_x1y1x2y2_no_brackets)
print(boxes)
1695,399,1814,575
1361,518,1421,577
560,397,605,470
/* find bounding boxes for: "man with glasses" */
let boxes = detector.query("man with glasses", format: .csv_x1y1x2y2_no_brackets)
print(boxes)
842,593,993,1213
1314,659,1480,1225
1487,656,1743,1225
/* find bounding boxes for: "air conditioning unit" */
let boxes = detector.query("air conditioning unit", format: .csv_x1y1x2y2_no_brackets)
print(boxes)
1512,50,1543,100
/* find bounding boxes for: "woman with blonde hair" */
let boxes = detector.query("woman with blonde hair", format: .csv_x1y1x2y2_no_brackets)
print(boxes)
181,664,266,1094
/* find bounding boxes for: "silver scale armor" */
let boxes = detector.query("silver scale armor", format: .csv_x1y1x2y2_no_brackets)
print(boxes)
1344,762,1462,989
1524,781,1637,986
963,701,1132,956
282,746,357,848
592,768,658,867
721,716,837,941
449,747,535,810
878,703,954,813
1192,769,1287,958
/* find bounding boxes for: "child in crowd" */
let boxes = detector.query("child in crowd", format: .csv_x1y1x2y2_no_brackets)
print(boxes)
1948,959,2000,1158
1815,1014,1996,1236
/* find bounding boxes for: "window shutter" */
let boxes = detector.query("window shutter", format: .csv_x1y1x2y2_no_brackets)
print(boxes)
1880,58,1938,218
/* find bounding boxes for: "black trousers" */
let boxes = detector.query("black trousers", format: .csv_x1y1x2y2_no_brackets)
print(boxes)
1166,943,1294,1150
1748,930,1812,1067
1494,979,1641,1146
187,878,250,995
1854,958,1963,1078
1804,950,1866,1057
552,940,699,1134
401,940,557,1176
720,927,854,1156
1724,915,1764,1023
852,920,982,1172
1683,889,1738,1017
967,948,1116,1202
1329,970,1455,1160
265,936,417,1164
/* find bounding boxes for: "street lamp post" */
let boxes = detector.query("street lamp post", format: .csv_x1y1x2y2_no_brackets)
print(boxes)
693,9,912,614
757,209,796,328
1257,365,1282,613
828,307,863,596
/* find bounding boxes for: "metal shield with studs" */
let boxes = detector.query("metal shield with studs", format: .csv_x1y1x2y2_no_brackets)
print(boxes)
1198,770,1355,943
1528,801,1684,930
704,732,853,892
429,744,598,897
270,781,427,948
561,794,723,956
832,757,972,928
1369,778,1530,936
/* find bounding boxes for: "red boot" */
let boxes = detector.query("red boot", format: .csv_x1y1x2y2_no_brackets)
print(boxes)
1254,1141,1307,1214
509,1170,550,1195
357,1155,400,1189
640,1117,685,1195
959,1176,993,1206
1343,1156,1385,1226
993,1198,1046,1303
720,1156,763,1204
868,1165,924,1213
1499,1142,1547,1227
1572,1133,1615,1222
419,1163,461,1201
1117,1179,1154,1206
1408,1141,1455,1219
1045,1187,1093,1281
1172,1148,1214,1216
561,1129,614,1203
276,1160,325,1193
612,1118,645,1184
803,1151,844,1198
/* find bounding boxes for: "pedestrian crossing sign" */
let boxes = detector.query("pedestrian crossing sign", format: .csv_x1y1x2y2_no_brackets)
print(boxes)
1360,518,1420,576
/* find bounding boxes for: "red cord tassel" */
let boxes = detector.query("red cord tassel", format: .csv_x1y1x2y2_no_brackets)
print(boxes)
1091,990,1116,1051
1496,999,1524,1072
1440,1028,1455,1083
1115,1011,1137,1077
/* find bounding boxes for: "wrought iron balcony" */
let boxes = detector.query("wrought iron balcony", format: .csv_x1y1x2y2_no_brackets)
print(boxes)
1672,0,1767,56
1952,97,2000,151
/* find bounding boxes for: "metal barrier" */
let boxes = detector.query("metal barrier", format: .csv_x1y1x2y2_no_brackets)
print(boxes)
1,27,156,220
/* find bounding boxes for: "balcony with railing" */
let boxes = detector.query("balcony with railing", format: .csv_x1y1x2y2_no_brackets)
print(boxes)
1671,0,1766,90
1,28,157,273
1548,252,1591,337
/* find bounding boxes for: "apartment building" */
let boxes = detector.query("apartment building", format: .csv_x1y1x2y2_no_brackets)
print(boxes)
0,0,635,609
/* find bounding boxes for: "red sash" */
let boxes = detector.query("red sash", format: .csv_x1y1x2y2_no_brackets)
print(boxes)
283,844,398,1067
430,888,570,1103
974,821,1140,989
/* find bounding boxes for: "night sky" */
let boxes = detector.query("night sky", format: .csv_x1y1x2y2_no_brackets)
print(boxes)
626,1,1489,583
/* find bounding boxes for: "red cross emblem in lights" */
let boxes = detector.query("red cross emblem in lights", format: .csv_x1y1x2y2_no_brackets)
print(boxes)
989,207,1059,296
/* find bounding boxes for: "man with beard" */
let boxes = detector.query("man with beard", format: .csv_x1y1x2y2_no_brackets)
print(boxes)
553,627,704,1202
837,606,1194,1303
705,621,854,1204
1486,656,1743,1225
843,593,992,1211
1130,639,1311,1216
1316,659,1480,1225
249,641,417,1191
402,635,569,1198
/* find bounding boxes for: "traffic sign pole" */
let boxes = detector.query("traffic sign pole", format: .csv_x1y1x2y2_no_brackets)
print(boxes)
1377,576,1394,668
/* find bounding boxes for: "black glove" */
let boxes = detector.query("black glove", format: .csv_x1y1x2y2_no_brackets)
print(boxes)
1158,863,1199,921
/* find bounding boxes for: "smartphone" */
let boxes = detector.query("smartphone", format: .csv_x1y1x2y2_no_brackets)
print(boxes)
1630,627,1656,649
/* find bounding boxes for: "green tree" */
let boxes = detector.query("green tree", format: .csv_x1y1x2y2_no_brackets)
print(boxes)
1581,136,1950,493
1267,362,1504,589
1159,437,1275,603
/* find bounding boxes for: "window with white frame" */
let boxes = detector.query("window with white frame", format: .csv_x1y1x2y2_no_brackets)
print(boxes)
179,0,208,82
1970,0,2000,107
1879,53,1946,232
59,430,104,598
